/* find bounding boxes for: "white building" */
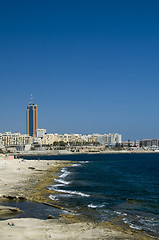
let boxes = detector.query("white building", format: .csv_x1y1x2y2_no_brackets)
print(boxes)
39,132,122,146
106,133,122,145
92,133,122,145
0,132,33,146
36,128,47,138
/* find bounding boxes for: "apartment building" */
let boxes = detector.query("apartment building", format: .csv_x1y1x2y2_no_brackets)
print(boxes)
139,139,159,148
0,132,33,147
39,133,122,146
92,133,122,145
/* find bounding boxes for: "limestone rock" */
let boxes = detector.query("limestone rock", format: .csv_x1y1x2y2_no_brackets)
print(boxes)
0,205,22,216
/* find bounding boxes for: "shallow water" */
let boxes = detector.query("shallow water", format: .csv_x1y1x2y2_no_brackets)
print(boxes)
0,200,64,220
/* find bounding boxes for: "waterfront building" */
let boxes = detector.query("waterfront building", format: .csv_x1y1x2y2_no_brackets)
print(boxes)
40,133,59,145
92,134,105,145
0,134,4,149
151,139,158,147
36,128,47,138
107,133,122,145
122,140,139,148
139,139,159,149
0,132,33,147
39,133,122,146
26,95,38,137
139,139,152,148
92,133,122,145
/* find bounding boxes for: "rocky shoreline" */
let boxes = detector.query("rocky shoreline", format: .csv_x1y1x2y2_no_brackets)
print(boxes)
0,158,153,239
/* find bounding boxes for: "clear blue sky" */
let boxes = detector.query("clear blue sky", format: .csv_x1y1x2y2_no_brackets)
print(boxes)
0,0,159,140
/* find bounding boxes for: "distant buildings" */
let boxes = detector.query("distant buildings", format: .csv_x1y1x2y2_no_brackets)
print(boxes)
26,95,38,137
1,97,159,153
0,132,33,151
92,133,122,145
0,131,122,153
39,133,122,146
0,132,33,146
139,139,159,149
0,98,124,153
36,128,47,138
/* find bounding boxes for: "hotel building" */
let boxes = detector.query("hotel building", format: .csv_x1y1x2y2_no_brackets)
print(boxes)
26,96,38,137
0,132,33,146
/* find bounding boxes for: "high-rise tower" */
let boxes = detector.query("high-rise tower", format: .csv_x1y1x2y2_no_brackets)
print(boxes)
26,95,38,137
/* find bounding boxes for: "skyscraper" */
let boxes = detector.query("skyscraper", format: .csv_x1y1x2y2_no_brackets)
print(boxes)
26,95,38,137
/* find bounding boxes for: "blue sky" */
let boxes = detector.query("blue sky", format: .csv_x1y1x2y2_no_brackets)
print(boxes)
0,0,159,140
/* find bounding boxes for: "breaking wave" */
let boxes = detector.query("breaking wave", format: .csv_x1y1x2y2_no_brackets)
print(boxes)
53,188,90,197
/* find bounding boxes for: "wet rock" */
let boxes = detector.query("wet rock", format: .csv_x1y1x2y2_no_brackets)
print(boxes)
3,195,17,200
18,196,27,201
28,167,35,170
0,205,22,216
47,215,55,219
1,195,27,202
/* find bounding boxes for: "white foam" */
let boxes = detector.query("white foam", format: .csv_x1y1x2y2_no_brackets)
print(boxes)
129,224,142,230
115,211,127,216
88,203,105,208
79,161,89,164
49,195,58,201
138,216,159,227
61,168,66,172
72,164,81,167
88,204,97,208
99,204,105,208
53,188,90,197
54,178,70,185
48,184,64,190
123,213,128,216
115,211,122,215
60,169,70,178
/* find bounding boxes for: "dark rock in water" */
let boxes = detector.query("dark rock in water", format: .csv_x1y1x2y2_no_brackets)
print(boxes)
9,208,18,213
18,196,27,201
1,195,27,201
4,196,17,200
47,215,55,219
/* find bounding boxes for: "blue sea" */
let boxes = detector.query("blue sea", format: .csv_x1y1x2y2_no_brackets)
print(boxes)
25,153,159,238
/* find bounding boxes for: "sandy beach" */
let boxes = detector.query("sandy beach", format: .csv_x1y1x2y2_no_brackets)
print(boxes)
0,158,153,240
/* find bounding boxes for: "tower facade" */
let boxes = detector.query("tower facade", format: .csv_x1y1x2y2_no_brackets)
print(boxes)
26,96,38,137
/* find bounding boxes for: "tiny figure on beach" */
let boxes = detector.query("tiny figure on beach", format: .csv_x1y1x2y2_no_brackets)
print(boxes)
8,223,15,226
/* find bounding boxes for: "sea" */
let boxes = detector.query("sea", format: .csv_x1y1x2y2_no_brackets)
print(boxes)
23,153,159,238
2,153,159,238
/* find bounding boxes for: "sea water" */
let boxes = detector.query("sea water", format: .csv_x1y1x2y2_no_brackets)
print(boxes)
25,153,159,238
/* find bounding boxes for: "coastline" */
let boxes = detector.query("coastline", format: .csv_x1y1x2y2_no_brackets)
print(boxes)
0,158,154,239
14,149,159,158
